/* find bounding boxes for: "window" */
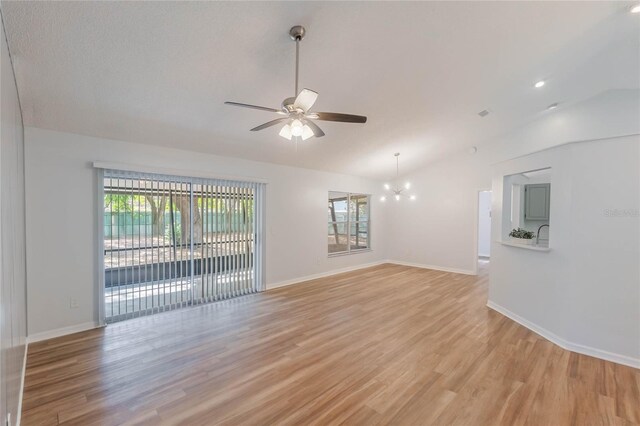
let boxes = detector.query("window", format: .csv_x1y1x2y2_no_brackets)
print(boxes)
328,192,370,255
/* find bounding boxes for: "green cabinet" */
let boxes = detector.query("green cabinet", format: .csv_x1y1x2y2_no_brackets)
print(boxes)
524,183,550,220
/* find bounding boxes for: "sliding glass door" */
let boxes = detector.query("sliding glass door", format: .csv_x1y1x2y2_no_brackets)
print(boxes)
192,181,257,304
101,170,265,323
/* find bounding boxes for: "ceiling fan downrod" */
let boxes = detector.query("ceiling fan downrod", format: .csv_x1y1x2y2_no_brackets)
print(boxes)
289,26,306,97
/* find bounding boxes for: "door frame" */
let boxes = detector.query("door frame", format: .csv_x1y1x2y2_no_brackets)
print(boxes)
473,188,492,275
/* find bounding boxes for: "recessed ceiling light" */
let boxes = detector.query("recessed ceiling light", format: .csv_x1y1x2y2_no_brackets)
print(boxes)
631,4,640,13
547,103,559,110
534,81,545,88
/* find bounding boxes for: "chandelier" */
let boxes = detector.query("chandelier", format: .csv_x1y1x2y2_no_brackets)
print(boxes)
381,153,416,201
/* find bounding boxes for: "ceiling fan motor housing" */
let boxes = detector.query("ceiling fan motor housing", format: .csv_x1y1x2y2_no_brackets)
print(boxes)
289,25,306,41
282,97,300,113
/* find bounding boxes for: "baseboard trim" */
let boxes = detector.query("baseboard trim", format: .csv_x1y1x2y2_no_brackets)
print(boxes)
268,260,477,291
387,260,476,276
267,261,387,290
27,321,101,344
16,342,28,426
487,300,640,370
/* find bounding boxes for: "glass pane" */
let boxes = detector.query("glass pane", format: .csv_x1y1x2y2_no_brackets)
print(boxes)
349,194,369,222
104,177,191,321
328,192,348,223
350,221,369,250
328,222,348,253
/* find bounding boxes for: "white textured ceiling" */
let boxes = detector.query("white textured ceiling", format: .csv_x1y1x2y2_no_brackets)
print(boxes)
2,1,639,179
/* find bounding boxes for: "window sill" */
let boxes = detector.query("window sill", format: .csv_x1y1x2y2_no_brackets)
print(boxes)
328,249,373,258
500,241,551,252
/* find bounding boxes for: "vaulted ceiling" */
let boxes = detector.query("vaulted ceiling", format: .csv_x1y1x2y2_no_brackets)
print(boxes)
2,1,639,179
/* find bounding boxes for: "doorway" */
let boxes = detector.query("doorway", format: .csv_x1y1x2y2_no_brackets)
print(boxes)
477,190,491,260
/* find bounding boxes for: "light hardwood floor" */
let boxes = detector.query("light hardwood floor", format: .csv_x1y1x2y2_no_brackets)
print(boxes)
22,263,640,425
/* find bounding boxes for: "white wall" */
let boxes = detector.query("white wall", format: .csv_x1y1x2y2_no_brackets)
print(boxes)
387,154,491,274
388,89,640,367
0,12,27,425
564,139,639,360
490,136,639,367
389,89,639,273
477,191,491,257
24,127,388,338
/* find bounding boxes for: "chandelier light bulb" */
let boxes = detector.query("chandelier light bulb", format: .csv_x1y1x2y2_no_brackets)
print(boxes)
384,183,390,190
405,182,411,190
410,195,416,201
395,194,400,201
380,196,386,202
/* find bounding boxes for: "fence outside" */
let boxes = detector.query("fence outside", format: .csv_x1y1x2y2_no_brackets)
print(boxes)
104,211,249,238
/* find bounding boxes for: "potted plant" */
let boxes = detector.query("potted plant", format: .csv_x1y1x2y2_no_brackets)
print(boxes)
509,228,535,245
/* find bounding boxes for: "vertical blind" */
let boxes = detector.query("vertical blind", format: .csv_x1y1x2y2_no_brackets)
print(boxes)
101,169,265,323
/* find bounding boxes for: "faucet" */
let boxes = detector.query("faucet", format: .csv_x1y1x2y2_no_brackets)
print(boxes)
536,224,549,245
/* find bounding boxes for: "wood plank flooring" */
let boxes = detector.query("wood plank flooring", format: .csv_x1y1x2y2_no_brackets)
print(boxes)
22,263,640,425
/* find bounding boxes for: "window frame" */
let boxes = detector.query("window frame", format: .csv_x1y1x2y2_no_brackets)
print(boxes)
328,192,371,257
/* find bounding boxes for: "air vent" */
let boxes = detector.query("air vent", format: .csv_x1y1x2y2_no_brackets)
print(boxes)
478,109,490,118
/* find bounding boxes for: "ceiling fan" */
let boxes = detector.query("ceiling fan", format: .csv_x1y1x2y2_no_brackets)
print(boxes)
224,25,367,141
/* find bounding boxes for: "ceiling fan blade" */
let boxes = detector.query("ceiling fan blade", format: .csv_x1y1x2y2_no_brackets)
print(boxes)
304,119,325,137
310,112,367,123
293,89,318,112
250,117,289,131
225,101,285,114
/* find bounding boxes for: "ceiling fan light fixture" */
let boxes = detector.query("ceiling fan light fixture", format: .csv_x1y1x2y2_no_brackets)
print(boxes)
290,119,304,137
301,124,314,140
225,25,367,144
279,124,293,140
